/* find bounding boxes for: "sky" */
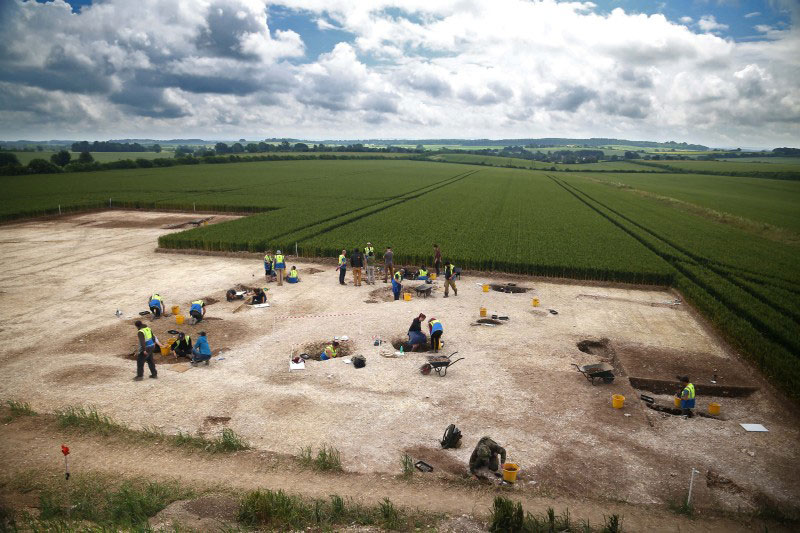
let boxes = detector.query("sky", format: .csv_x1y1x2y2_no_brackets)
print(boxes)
0,0,798,147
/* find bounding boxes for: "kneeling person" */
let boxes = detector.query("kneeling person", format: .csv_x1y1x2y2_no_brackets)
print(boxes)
149,293,165,318
469,436,506,479
251,288,268,304
191,331,212,365
189,299,205,324
171,332,192,358
319,340,339,361
287,266,300,283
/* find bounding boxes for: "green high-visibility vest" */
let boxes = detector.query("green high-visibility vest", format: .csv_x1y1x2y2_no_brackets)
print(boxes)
288,269,298,279
339,254,346,265
275,254,284,263
364,246,374,256
418,268,428,277
683,383,696,400
151,294,162,302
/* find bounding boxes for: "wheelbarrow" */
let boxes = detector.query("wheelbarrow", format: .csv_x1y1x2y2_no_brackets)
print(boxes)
420,352,464,377
573,362,615,385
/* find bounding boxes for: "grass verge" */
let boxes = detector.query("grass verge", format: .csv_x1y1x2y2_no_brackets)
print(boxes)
490,496,624,533
297,444,342,472
2,400,37,423
54,405,249,453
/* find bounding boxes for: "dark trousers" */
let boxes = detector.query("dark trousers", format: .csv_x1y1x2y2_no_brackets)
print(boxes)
137,347,157,377
431,331,442,352
339,267,346,285
190,310,203,322
434,260,441,276
150,306,161,317
393,287,401,300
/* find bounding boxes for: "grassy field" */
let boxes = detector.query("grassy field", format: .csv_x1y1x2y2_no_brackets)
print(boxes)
634,159,800,175
3,157,799,398
11,151,172,164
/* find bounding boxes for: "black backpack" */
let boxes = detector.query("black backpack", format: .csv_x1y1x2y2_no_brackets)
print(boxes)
352,355,366,368
440,424,462,449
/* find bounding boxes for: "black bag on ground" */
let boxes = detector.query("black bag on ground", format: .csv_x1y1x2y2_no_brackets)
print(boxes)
352,355,366,368
440,424,462,449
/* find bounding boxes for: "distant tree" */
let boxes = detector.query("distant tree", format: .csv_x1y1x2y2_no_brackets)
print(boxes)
175,146,194,157
0,152,20,166
214,142,231,154
28,158,61,174
50,150,71,167
257,141,269,152
78,151,94,163
623,151,641,160
231,142,244,153
152,144,162,153
415,144,424,152
279,141,291,151
239,138,246,143
293,143,309,152
36,145,43,152
245,143,259,153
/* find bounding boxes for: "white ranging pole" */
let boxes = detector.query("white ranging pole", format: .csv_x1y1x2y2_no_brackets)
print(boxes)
687,467,700,506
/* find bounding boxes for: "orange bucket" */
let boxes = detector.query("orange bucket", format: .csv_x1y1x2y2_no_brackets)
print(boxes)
502,463,519,483
674,397,681,408
403,292,411,301
171,305,180,315
480,307,487,317
160,345,170,356
709,402,721,415
175,314,185,325
612,394,625,409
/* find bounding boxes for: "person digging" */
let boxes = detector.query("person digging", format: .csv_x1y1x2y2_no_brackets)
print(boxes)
250,287,268,304
149,293,165,318
320,340,339,360
189,299,205,324
469,436,506,481
407,313,428,351
191,331,212,365
677,375,696,417
170,332,193,359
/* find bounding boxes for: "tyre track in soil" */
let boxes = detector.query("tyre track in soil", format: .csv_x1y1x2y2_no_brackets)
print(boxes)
0,415,758,533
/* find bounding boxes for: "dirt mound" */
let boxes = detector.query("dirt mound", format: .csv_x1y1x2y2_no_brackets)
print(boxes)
305,267,325,275
490,283,530,293
367,286,395,302
391,335,432,353
299,339,353,361
48,364,120,385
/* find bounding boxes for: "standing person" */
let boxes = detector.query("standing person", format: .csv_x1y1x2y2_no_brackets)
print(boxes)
274,250,286,286
428,317,443,352
392,269,403,301
148,293,165,318
134,320,157,381
191,331,212,365
383,246,394,283
337,249,347,285
364,242,376,285
407,313,427,351
351,247,364,286
263,251,276,282
433,244,442,277
677,376,696,417
170,332,193,358
189,299,206,324
443,260,458,297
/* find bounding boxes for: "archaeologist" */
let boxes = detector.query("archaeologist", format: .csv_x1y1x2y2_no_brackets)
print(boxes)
226,289,245,302
191,331,212,365
319,340,340,360
337,249,347,285
677,376,696,417
251,287,268,304
433,244,442,276
287,266,300,283
170,332,193,358
149,293,165,318
189,299,206,324
351,247,364,286
364,242,376,284
263,251,276,282
274,250,286,286
392,269,403,301
417,266,429,281
443,260,458,297
407,313,428,351
134,320,157,381
428,317,443,352
383,246,394,283
469,436,507,479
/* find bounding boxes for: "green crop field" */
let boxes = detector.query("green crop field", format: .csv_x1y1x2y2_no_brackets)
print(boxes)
634,159,800,175
428,153,651,171
3,158,799,398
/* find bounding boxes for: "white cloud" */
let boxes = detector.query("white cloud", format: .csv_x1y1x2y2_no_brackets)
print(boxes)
698,15,729,33
679,16,693,24
745,12,761,18
0,0,798,147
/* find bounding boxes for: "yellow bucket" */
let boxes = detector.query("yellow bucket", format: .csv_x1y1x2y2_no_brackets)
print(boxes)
171,305,180,315
502,463,519,483
674,397,681,408
430,273,437,280
480,307,487,317
482,284,489,292
160,345,170,356
532,298,540,307
403,293,411,301
612,394,625,409
175,314,185,325
709,402,721,415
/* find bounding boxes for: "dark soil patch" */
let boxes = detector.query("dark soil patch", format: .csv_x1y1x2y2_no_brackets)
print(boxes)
577,338,612,357
48,364,120,385
300,340,353,361
614,344,753,386
391,335,432,353
404,446,469,477
305,267,325,274
200,296,219,305
204,416,231,425
184,496,239,521
490,283,530,294
706,470,744,494
364,299,379,304
367,286,395,302
630,377,757,398
476,318,503,325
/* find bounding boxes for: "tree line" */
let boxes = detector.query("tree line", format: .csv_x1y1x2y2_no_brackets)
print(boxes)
71,141,162,153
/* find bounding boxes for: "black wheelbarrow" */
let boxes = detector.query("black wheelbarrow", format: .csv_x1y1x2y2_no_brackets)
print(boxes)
420,352,464,377
573,362,615,385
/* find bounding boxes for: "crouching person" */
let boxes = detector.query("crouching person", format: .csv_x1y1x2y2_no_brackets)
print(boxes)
191,331,212,365
319,340,339,361
171,332,192,358
469,436,506,480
